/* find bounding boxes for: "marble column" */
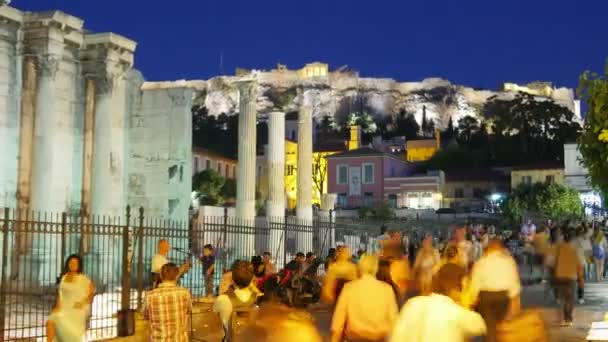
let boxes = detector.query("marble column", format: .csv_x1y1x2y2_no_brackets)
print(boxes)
235,80,257,257
266,111,286,219
266,111,285,263
296,106,313,252
0,11,22,209
15,56,36,254
82,34,135,217
82,33,135,287
29,54,61,213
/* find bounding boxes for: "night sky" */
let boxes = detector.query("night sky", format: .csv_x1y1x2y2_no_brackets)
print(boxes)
14,0,608,91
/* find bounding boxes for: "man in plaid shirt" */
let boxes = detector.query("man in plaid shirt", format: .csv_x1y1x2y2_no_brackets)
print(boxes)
144,263,192,341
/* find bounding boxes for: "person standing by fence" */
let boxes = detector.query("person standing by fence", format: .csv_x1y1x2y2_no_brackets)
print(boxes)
144,263,193,342
201,244,215,297
46,254,96,342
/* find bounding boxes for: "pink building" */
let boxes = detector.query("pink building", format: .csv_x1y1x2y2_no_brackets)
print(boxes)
327,147,444,209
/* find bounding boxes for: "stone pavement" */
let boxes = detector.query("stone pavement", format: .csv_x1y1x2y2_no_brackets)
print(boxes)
106,282,608,342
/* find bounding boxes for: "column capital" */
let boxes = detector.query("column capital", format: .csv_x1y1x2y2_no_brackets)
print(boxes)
36,54,60,79
81,33,137,95
236,79,258,105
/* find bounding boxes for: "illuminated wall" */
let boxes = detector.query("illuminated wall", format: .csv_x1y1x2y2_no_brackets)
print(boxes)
511,168,565,189
406,146,437,162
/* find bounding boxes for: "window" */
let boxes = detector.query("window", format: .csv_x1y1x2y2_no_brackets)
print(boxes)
217,162,222,174
455,188,464,198
362,163,374,184
286,165,295,176
363,192,374,207
233,165,237,178
388,194,397,208
205,159,211,170
291,130,296,140
546,175,555,184
194,156,200,172
337,193,348,208
522,176,532,185
473,188,483,199
337,165,348,184
225,165,229,178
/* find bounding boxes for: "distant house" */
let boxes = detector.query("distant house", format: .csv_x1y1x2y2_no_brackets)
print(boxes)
510,162,564,189
192,147,237,179
405,129,441,162
443,169,510,209
326,147,444,209
564,143,603,210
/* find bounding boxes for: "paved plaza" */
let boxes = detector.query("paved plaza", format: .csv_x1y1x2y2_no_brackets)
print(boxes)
108,279,608,342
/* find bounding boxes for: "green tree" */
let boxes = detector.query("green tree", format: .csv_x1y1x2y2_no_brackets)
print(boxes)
192,170,226,206
457,115,480,145
372,201,396,221
221,178,237,201
578,62,608,197
502,183,583,223
425,144,490,170
483,93,581,164
393,109,419,140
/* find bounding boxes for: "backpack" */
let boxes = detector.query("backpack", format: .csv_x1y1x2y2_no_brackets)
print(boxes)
224,289,258,342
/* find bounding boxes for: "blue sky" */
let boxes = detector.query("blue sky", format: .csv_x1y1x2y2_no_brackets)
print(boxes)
14,0,608,90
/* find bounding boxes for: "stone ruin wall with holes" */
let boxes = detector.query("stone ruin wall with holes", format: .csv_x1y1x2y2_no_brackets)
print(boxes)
0,5,197,224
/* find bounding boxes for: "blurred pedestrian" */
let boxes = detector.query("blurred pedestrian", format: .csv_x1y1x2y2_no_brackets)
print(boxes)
389,261,486,342
201,244,215,297
331,254,398,342
469,239,521,342
413,235,440,295
322,246,358,304
592,225,607,282
553,229,584,326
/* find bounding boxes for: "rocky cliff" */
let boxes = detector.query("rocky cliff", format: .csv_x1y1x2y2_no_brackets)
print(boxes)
184,69,578,128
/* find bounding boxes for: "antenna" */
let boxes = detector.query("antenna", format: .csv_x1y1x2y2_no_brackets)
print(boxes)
219,50,224,75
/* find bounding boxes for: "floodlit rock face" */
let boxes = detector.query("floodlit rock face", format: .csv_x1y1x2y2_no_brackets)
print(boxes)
195,68,579,128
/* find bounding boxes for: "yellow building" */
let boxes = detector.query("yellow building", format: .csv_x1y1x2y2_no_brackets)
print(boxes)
405,128,441,162
511,162,565,189
257,138,345,210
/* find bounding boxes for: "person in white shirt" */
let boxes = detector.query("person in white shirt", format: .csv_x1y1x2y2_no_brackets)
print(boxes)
213,260,257,336
151,239,189,288
469,239,521,342
389,262,486,342
331,254,398,342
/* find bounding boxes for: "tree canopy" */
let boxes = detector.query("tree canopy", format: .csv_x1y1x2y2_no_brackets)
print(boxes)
578,62,608,198
502,183,583,223
192,170,226,206
482,92,581,165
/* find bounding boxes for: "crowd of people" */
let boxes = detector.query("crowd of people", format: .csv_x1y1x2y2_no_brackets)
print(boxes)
43,218,608,341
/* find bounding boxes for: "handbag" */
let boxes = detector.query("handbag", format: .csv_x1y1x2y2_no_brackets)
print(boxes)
496,310,548,342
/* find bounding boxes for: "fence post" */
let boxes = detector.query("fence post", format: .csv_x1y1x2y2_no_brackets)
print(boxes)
222,207,228,272
136,207,144,311
118,205,134,336
60,212,67,269
283,213,288,267
0,208,10,340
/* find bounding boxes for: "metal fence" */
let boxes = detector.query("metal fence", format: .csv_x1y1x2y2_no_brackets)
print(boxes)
0,206,481,341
